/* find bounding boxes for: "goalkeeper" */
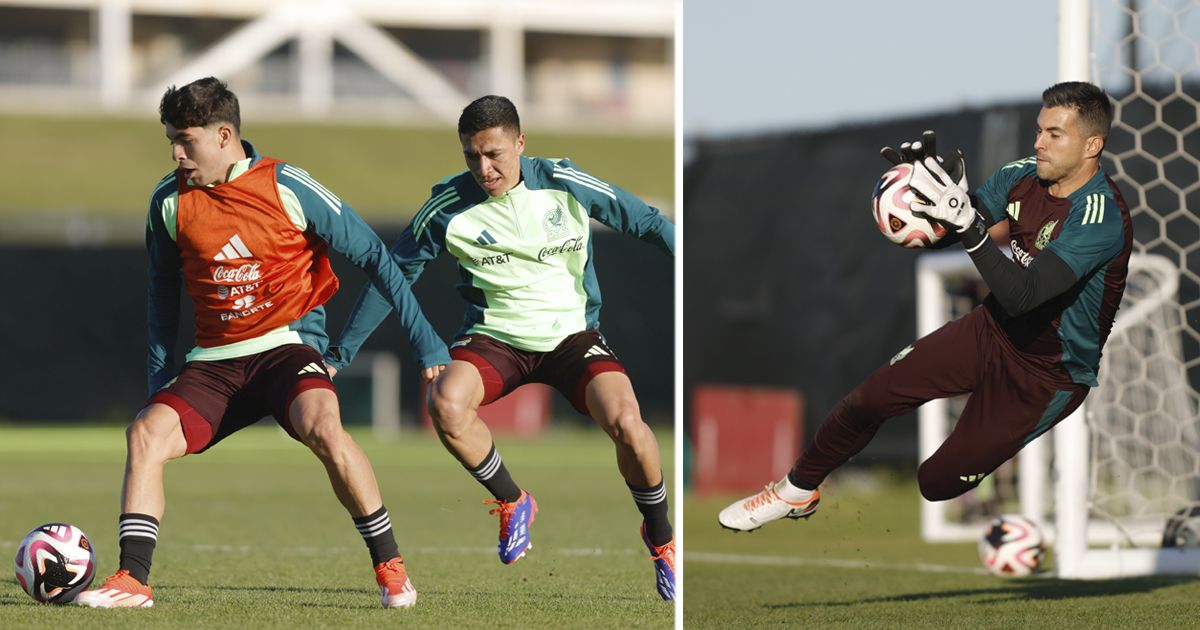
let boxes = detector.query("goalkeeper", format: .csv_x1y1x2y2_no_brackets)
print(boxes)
720,82,1133,531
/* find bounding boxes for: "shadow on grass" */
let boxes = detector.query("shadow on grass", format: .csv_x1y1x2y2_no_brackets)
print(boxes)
179,584,367,596
764,575,1200,609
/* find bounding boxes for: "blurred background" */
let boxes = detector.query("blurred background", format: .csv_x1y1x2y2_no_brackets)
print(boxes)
683,0,1199,492
0,0,676,428
683,1,1200,623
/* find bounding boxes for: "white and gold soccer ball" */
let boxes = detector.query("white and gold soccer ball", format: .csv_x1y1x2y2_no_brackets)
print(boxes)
870,162,947,248
978,514,1045,577
13,523,96,604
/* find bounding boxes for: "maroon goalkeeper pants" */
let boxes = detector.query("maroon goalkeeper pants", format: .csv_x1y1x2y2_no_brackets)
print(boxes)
791,306,1088,501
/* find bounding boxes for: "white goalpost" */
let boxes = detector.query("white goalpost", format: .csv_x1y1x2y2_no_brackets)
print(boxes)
918,0,1200,579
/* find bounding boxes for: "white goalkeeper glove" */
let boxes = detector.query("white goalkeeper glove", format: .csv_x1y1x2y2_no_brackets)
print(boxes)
908,153,975,233
881,130,965,181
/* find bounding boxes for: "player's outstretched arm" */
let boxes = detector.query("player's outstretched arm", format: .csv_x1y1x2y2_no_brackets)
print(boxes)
551,158,674,256
145,186,182,395
908,155,1080,316
317,210,448,369
278,166,449,370
326,215,447,372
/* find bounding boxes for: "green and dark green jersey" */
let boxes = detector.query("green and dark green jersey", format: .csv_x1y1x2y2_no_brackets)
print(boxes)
146,140,449,394
974,156,1133,386
326,155,674,370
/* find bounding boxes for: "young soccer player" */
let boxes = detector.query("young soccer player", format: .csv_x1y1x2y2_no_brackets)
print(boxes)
719,82,1132,532
74,77,449,609
325,95,677,600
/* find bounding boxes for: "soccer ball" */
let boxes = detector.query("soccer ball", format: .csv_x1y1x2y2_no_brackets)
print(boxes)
870,162,947,248
978,514,1044,577
1162,505,1200,547
13,523,96,604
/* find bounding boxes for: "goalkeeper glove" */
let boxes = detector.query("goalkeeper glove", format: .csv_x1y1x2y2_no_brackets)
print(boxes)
880,130,964,183
908,153,976,233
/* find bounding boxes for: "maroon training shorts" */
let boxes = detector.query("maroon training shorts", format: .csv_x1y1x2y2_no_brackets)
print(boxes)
448,329,626,415
147,343,335,454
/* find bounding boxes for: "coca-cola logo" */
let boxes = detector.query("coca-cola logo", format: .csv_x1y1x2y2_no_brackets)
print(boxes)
213,264,262,284
537,236,585,262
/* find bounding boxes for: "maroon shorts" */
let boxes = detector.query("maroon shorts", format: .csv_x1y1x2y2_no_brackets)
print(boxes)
448,329,626,415
147,343,335,454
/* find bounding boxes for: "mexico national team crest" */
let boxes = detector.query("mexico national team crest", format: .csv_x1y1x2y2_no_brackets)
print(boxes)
542,206,570,240
1035,220,1058,250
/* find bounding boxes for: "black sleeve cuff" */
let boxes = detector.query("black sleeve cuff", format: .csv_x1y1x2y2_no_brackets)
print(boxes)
959,213,990,252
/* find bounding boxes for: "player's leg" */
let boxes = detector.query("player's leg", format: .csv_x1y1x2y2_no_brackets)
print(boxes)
719,307,991,532
77,361,239,609
917,357,1089,501
583,370,675,600
537,329,674,599
428,360,500,480
585,372,662,487
430,338,536,564
269,346,415,608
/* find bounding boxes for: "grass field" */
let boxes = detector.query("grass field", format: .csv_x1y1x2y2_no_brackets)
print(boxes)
0,425,675,629
684,474,1200,628
0,114,672,226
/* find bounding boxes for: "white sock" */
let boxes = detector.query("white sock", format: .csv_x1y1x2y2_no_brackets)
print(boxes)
774,475,814,502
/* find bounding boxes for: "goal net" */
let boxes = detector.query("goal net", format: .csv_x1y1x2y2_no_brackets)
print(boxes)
919,0,1200,578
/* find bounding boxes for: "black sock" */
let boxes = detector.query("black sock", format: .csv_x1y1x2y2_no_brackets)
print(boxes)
629,479,672,547
353,506,400,565
118,513,159,584
467,445,522,503
786,470,818,491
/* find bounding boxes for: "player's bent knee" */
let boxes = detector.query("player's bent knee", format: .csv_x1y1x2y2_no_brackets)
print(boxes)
299,414,347,455
428,390,476,437
603,406,650,446
917,463,977,502
127,407,184,461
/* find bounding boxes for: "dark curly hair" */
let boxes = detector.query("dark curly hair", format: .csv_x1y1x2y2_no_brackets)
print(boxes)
159,77,241,132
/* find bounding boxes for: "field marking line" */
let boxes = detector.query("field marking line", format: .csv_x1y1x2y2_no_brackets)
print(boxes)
191,544,639,557
687,550,991,576
0,540,640,557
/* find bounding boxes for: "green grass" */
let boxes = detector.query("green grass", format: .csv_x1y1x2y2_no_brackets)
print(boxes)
0,114,672,225
684,475,1200,628
0,425,674,628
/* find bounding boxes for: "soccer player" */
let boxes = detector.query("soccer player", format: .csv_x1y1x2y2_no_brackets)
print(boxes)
719,81,1132,531
324,95,677,600
74,77,449,609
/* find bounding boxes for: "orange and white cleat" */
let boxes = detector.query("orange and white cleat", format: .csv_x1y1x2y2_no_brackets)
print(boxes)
718,482,820,532
72,569,154,608
374,556,417,608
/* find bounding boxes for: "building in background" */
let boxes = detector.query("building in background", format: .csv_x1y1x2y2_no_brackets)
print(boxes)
0,0,673,129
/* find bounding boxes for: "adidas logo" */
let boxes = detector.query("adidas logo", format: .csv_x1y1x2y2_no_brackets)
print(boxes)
584,345,610,358
297,362,326,376
214,234,253,261
476,229,498,246
959,473,986,483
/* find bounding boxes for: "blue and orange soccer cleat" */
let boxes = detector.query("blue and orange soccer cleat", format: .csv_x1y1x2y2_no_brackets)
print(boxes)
374,556,417,608
640,522,676,601
484,489,538,564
